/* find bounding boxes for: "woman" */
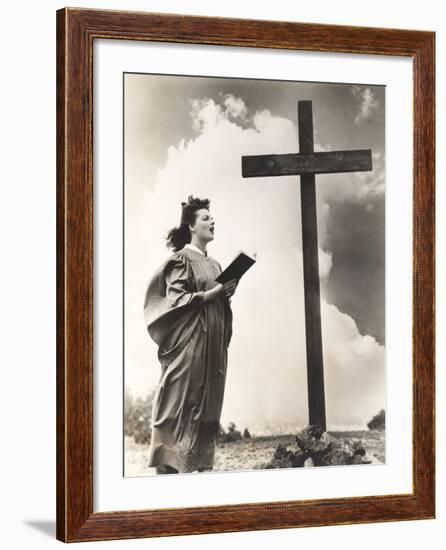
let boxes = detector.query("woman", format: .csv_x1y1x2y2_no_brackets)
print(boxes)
143,196,238,474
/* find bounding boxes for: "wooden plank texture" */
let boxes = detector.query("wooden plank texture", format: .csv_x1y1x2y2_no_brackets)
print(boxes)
242,150,372,178
297,101,327,432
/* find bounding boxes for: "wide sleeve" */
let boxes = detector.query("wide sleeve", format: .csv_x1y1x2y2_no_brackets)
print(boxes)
165,255,205,309
143,253,204,348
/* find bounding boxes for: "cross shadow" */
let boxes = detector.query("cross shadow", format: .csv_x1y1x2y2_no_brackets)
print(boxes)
23,520,56,538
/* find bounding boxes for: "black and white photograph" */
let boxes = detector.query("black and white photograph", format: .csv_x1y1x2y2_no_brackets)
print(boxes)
124,73,386,476
2,0,442,547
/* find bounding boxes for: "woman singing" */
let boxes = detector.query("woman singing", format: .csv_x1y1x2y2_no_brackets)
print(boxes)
143,196,237,474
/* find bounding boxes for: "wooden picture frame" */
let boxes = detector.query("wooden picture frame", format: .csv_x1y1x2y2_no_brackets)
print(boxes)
56,7,435,542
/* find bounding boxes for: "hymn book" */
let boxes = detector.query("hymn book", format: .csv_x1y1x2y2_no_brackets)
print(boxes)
215,250,256,284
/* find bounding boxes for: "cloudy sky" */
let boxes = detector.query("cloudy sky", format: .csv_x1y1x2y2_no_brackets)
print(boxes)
124,73,385,433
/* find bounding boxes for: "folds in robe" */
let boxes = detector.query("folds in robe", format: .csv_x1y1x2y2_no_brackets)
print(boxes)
143,247,233,472
144,252,206,367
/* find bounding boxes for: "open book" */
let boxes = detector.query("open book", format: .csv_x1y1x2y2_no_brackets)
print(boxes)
215,250,256,284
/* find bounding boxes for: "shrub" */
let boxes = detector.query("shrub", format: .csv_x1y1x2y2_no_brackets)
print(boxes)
367,409,385,431
124,388,155,444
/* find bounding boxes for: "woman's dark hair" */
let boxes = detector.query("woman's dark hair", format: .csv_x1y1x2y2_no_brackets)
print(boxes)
166,195,211,252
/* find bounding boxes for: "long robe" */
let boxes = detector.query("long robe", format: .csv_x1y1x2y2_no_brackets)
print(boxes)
143,247,233,472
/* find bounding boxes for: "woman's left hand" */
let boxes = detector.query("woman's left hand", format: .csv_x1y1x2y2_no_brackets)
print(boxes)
222,279,238,299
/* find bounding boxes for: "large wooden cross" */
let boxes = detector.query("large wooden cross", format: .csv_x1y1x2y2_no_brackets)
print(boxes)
241,101,372,431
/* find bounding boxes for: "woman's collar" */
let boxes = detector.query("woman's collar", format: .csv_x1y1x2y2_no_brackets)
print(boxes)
184,243,207,257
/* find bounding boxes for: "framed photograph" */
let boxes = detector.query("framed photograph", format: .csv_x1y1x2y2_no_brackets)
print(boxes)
56,8,435,542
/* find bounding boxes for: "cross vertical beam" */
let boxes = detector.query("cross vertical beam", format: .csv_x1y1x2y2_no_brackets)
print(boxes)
298,101,326,431
241,100,372,432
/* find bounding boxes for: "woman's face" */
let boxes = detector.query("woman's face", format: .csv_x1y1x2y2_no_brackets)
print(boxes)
190,208,215,242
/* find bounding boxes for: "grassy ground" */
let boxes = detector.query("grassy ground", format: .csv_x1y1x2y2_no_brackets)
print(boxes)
125,430,385,476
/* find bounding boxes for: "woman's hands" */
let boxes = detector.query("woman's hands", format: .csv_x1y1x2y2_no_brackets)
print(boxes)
203,279,238,304
220,279,238,299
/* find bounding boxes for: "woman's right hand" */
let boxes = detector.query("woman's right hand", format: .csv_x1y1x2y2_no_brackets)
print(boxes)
204,280,238,303
214,280,238,300
221,279,238,299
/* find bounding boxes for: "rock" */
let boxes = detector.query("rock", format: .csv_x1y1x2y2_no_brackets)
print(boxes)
243,428,251,439
274,444,289,460
319,439,354,466
260,426,379,470
271,444,295,467
350,454,366,464
351,454,373,465
296,424,324,444
291,449,308,467
294,427,378,467
269,458,291,469
296,425,337,465
319,439,374,466
263,443,308,469
352,440,366,456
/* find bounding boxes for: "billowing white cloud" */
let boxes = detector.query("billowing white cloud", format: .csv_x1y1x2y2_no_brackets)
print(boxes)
189,94,248,134
321,303,385,430
223,93,248,121
189,98,224,133
352,85,379,124
317,150,385,209
319,248,333,279
131,96,384,432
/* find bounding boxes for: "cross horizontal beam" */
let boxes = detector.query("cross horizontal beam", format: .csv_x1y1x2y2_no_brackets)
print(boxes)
242,149,372,178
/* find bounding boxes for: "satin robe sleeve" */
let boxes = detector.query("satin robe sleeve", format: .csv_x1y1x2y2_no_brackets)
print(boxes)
143,253,205,354
165,256,205,309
